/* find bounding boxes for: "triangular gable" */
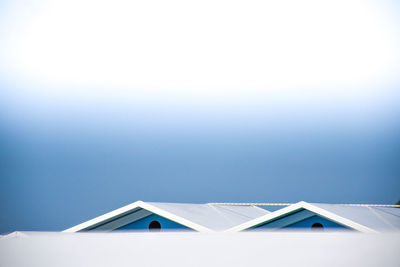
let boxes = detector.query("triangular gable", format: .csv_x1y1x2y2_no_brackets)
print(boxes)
225,201,377,233
63,201,211,232
251,208,348,230
114,213,192,231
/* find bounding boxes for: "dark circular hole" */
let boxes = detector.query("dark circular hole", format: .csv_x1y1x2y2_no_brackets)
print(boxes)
149,220,161,231
311,222,324,230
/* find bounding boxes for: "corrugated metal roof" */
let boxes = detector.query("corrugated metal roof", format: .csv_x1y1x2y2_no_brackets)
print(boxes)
64,201,269,232
311,203,400,231
226,201,400,232
148,202,269,231
64,200,400,233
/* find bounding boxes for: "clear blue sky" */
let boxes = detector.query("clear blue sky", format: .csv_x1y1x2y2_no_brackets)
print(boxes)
0,0,399,234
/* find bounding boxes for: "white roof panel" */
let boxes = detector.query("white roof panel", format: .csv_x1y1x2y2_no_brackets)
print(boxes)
148,202,269,231
226,201,400,232
64,201,269,232
311,204,400,231
64,201,399,233
373,207,400,229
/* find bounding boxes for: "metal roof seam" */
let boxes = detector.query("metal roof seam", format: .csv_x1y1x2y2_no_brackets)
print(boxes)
367,207,398,231
374,208,400,218
206,204,238,224
211,204,263,220
251,205,272,213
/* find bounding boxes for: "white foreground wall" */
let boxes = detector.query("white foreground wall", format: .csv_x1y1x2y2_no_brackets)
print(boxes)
1,232,399,267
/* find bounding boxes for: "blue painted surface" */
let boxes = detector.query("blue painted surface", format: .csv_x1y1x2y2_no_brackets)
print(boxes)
254,210,349,230
283,215,348,229
114,213,192,231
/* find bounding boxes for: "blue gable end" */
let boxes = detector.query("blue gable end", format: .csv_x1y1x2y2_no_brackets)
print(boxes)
114,213,192,231
283,215,348,229
253,209,349,231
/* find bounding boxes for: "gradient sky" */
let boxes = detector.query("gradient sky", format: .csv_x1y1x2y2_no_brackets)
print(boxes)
0,0,400,234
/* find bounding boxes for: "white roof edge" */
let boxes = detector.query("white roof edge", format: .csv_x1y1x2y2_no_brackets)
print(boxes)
225,201,378,233
300,202,377,233
224,202,305,232
63,201,213,233
138,202,213,232
63,200,146,232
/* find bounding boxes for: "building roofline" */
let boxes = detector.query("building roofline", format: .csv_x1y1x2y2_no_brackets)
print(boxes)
63,201,213,233
209,202,400,208
224,201,378,233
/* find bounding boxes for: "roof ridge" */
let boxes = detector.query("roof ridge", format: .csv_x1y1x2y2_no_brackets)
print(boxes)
208,202,400,208
208,203,292,206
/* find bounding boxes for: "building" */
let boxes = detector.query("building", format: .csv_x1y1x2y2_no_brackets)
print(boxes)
64,200,400,233
63,200,269,232
226,201,400,232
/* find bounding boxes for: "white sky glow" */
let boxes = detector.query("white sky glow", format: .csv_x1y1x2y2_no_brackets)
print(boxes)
0,0,399,101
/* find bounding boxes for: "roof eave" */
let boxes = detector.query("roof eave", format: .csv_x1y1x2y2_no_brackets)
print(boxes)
224,201,378,233
63,201,213,233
